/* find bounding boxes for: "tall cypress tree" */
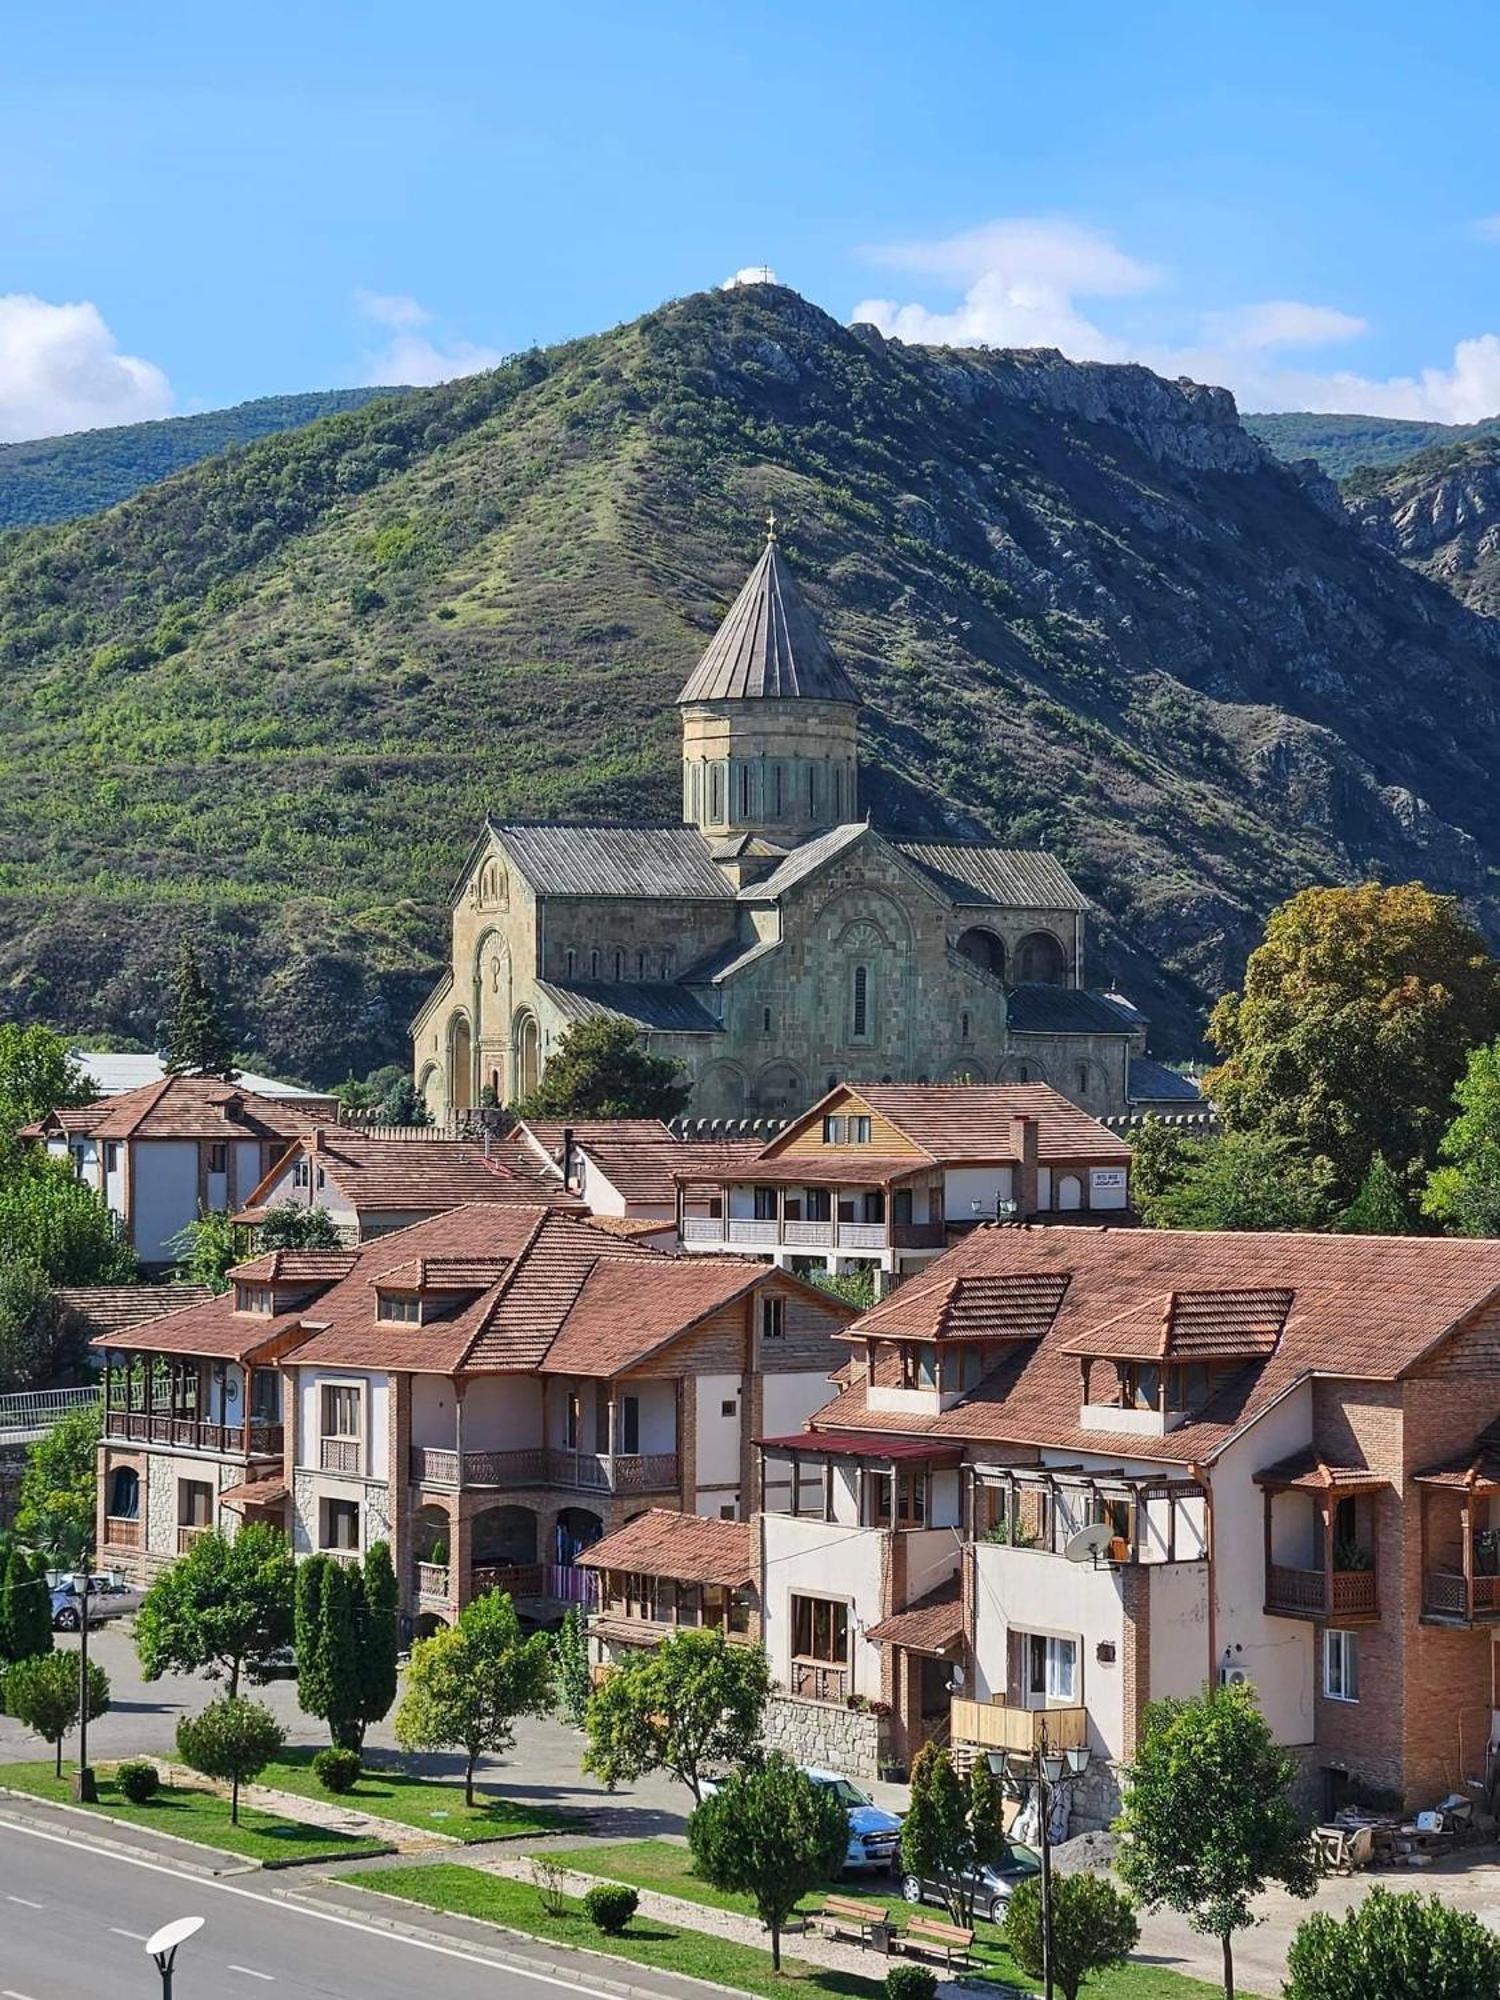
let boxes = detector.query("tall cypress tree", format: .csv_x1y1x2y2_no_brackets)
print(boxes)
319,1559,363,1749
293,1555,332,1723
163,941,238,1080
0,1547,54,1666
355,1542,399,1749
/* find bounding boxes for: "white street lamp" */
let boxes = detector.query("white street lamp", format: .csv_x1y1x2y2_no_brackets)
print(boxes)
145,1915,203,1999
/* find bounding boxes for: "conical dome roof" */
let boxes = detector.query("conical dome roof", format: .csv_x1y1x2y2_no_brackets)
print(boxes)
677,539,860,706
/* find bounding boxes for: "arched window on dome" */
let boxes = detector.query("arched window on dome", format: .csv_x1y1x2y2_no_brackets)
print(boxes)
710,765,725,824
807,766,817,819
773,765,785,817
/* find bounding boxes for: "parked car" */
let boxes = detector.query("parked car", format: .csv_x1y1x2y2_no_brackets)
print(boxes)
900,1843,1041,1925
260,1644,298,1680
697,1765,902,1872
49,1575,142,1631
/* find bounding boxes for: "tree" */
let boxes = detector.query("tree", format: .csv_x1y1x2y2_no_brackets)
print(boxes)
582,1626,769,1802
2,1649,109,1776
395,1589,553,1805
16,1400,102,1561
294,1553,362,1747
0,1155,137,1286
1207,882,1500,1203
163,939,239,1079
1284,1885,1500,2000
1337,1154,1412,1234
1115,1683,1315,2000
1128,1116,1197,1212
380,1077,431,1127
1140,1129,1335,1233
0,1025,93,1142
1424,1037,1500,1235
0,1545,53,1666
687,1753,848,1970
899,1743,1008,1927
176,1695,285,1824
553,1606,592,1727
257,1205,343,1251
168,1208,240,1292
353,1542,399,1749
135,1524,294,1698
514,1016,690,1121
1005,1873,1140,2000
0,1264,91,1394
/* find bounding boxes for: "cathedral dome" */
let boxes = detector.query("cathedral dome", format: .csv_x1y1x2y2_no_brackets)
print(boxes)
677,535,860,707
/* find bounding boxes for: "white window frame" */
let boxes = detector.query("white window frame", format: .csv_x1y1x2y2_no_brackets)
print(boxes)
1324,1628,1359,1703
320,1381,363,1443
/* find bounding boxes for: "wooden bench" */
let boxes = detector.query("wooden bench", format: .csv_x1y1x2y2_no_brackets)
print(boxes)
812,1895,890,1946
899,1915,975,1972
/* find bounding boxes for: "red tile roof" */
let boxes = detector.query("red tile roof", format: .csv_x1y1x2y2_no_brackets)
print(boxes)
678,1154,932,1188
226,1250,360,1284
865,1578,963,1654
584,1139,761,1204
810,1226,1500,1468
91,1292,301,1362
239,1129,575,1221
1252,1449,1390,1492
854,1271,1072,1343
1061,1287,1294,1362
54,1283,214,1333
541,1259,761,1377
575,1509,755,1587
583,1214,677,1239
26,1075,315,1143
759,1083,1131,1167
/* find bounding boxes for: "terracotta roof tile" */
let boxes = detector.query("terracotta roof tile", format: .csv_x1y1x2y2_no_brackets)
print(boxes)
576,1509,755,1587
53,1283,214,1334
239,1129,576,1221
854,1271,1071,1343
226,1250,360,1284
865,1578,962,1654
540,1258,761,1377
28,1075,315,1143
757,1083,1130,1168
585,1139,761,1203
1061,1288,1293,1363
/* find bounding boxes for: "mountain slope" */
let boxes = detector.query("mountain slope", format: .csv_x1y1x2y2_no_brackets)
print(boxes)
1343,437,1500,616
4,284,1500,1083
1246,410,1500,479
0,389,409,529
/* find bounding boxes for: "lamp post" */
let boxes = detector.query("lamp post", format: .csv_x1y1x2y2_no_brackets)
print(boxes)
990,1726,1091,2000
145,1915,204,1998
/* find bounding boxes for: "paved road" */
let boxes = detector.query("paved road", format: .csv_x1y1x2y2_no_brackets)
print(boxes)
0,1816,613,2000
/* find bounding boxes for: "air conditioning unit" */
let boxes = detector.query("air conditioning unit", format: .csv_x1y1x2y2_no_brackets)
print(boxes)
1219,1665,1251,1689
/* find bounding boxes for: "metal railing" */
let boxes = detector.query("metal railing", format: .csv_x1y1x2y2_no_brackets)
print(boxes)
950,1699,1088,1753
0,1385,99,1435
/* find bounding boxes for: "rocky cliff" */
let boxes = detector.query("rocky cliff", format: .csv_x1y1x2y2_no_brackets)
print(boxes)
1345,438,1500,617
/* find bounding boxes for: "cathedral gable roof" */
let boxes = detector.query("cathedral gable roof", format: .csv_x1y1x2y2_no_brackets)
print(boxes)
897,842,1089,914
487,823,733,901
536,981,724,1035
677,539,860,707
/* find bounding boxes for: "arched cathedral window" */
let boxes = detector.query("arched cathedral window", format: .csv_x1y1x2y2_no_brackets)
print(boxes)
851,963,871,1042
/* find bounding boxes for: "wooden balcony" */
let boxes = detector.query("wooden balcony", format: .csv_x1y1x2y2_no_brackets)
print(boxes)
789,1660,850,1703
176,1524,210,1554
548,1449,678,1494
106,1409,283,1457
682,1217,944,1255
1424,1570,1500,1623
469,1561,596,1605
409,1445,548,1489
1266,1563,1378,1622
950,1698,1088,1755
103,1515,141,1549
409,1444,675,1494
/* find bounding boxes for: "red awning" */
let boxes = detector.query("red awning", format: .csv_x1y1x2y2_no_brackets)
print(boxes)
755,1430,964,1466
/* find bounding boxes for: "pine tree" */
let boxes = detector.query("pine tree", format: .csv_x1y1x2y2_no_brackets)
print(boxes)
354,1542,399,1748
163,940,238,1079
1337,1155,1411,1235
0,1546,53,1666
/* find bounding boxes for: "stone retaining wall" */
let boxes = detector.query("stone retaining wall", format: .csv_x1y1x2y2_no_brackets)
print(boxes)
765,1693,889,1779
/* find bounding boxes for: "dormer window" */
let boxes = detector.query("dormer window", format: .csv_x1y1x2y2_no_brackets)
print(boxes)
378,1292,421,1325
821,1113,872,1145
236,1285,273,1315
898,1342,938,1391
293,1159,311,1190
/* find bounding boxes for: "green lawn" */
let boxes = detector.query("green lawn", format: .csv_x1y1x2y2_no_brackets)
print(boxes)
355,1864,882,2000
0,1762,391,1868
262,1750,574,1845
537,1839,1223,2000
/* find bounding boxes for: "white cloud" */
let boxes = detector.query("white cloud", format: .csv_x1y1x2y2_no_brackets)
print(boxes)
0,294,171,443
1200,300,1368,350
722,266,780,289
1470,215,1500,243
352,291,504,387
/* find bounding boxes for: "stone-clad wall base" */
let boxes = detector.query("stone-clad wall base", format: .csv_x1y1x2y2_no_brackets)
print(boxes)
1066,1760,1123,1836
765,1694,888,1779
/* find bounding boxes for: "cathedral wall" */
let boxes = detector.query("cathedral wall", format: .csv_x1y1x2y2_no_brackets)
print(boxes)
949,904,1084,988
535,897,738,988
1006,1033,1130,1120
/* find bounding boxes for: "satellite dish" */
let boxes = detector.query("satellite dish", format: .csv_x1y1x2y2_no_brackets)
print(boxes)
948,1667,965,1692
145,1916,204,1959
1063,1523,1117,1565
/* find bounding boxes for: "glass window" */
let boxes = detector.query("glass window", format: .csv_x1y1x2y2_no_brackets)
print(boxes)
322,1498,360,1551
105,1142,121,1174
792,1594,849,1665
108,1466,139,1518
293,1158,311,1189
320,1384,361,1440
1026,1632,1078,1704
1325,1629,1359,1702
565,1392,580,1450
207,1143,228,1175
762,1296,785,1341
753,1185,778,1221
822,1115,846,1144
850,1115,872,1143
728,1587,754,1635
805,1188,832,1222
565,948,576,979
851,964,870,1040
249,1369,279,1421
620,1395,640,1455
179,1478,213,1528
378,1293,420,1323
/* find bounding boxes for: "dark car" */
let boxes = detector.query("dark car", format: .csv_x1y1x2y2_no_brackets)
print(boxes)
900,1843,1042,1925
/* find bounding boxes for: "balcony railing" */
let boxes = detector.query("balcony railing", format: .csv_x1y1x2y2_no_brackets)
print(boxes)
789,1660,850,1703
681,1216,945,1253
106,1410,283,1457
409,1445,549,1489
1266,1563,1377,1620
1424,1570,1500,1622
950,1698,1089,1754
103,1515,141,1549
470,1562,596,1605
319,1437,361,1475
177,1524,210,1554
549,1449,679,1493
416,1561,451,1601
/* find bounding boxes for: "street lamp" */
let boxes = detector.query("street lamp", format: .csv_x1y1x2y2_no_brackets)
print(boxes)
145,1915,203,1998
989,1727,1091,2000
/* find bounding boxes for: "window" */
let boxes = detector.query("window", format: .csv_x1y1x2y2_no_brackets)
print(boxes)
378,1293,421,1324
869,1469,927,1527
660,948,675,979
773,765,785,816
620,1394,640,1455
614,949,624,981
249,1369,279,1421
1026,1633,1077,1704
105,1142,121,1174
1325,1630,1359,1702
892,1189,913,1226
944,1344,995,1394
321,1497,360,1552
293,1158,311,1189
637,950,647,979
761,1296,785,1342
1076,1064,1089,1097
108,1466,139,1519
320,1384,361,1441
590,949,600,979
850,1115,872,1144
739,764,753,817
850,964,871,1041
721,1504,739,1523
179,1478,213,1529
753,1185,778,1221
805,1188,832,1222
565,948,576,980
899,1343,938,1390
595,1393,610,1454
763,1006,773,1036
961,1012,971,1043
791,1594,849,1665
807,766,817,818
721,1398,737,1418
1122,1363,1161,1410
711,766,725,822
236,1284,273,1315
822,1115,846,1144
565,1392,581,1450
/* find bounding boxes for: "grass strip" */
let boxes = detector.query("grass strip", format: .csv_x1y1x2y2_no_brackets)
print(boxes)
0,1761,390,1868
263,1749,573,1844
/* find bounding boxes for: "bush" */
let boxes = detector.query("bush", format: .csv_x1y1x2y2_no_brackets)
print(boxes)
312,1746,362,1794
116,1760,160,1803
583,1884,639,1935
885,1966,937,2000
1285,1885,1500,1999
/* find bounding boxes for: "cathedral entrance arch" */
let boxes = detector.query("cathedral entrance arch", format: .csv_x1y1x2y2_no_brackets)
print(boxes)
513,1011,541,1101
697,1062,747,1117
1015,931,1068,986
956,927,1007,981
753,1062,804,1115
448,1015,473,1111
417,1062,443,1119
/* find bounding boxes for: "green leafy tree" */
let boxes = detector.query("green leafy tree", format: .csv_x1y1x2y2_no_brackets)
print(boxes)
1424,1038,1500,1235
582,1626,769,1802
381,1077,431,1127
553,1606,593,1727
395,1589,553,1804
1128,1116,1197,1213
176,1695,284,1823
168,1208,240,1293
1141,1129,1335,1232
2,1649,109,1775
353,1542,399,1749
163,939,239,1079
0,1546,53,1666
16,1400,102,1561
514,1016,690,1121
810,1266,876,1311
1337,1154,1412,1234
1005,1873,1140,2000
1207,882,1500,1202
0,1025,94,1143
1284,1885,1500,2000
135,1523,294,1697
1115,1683,1316,2000
687,1753,849,1971
899,1742,1007,1927
257,1205,343,1250
0,1265,91,1394
0,1156,137,1285
294,1553,362,1747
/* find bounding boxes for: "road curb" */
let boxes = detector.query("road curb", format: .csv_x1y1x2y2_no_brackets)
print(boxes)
0,1788,395,1876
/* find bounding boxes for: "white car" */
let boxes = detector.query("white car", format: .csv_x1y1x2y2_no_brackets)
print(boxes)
699,1765,903,1874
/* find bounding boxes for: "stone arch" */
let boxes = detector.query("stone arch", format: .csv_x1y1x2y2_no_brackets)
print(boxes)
753,1062,805,1115
1057,1173,1083,1211
696,1061,747,1117
413,1610,450,1638
448,1013,474,1111
513,1009,541,1102
472,1505,538,1568
417,1061,444,1119
555,1507,604,1565
1014,931,1068,986
999,1053,1049,1086
956,926,1007,981
413,1503,450,1563
107,1464,139,1519
474,927,511,1048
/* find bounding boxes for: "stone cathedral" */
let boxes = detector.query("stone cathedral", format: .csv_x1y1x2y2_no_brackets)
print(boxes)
413,531,1138,1120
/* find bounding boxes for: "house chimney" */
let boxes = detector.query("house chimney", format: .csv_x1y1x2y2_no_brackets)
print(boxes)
561,1125,576,1191
310,1127,324,1152
1012,1113,1039,1219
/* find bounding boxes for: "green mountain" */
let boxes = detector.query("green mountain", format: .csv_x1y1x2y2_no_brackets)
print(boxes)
0,389,408,530
1344,435,1500,616
5,282,1500,1085
1246,409,1500,480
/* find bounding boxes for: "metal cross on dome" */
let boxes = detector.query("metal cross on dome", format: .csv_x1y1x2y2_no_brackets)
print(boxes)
765,506,778,543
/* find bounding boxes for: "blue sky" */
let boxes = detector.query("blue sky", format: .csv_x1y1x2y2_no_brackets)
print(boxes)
5,0,1500,439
